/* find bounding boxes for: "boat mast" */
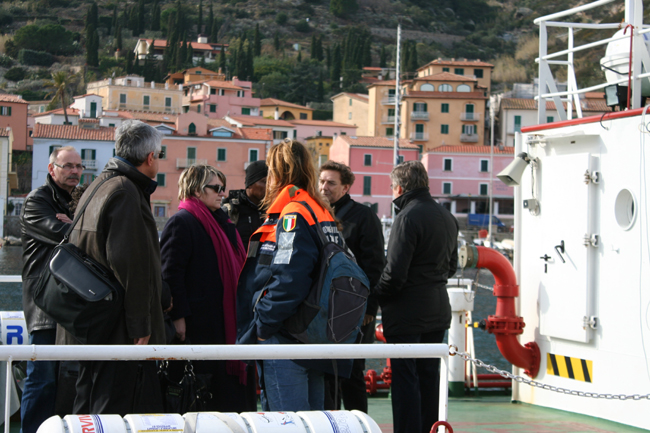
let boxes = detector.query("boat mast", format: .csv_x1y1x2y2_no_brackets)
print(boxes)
488,97,495,246
392,24,402,220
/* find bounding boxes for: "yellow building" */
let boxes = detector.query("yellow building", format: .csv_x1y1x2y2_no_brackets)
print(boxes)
331,93,369,136
334,59,493,151
260,98,313,120
304,135,333,167
87,75,183,114
164,67,226,86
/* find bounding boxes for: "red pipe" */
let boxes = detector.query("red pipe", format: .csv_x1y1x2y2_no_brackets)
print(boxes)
461,245,540,378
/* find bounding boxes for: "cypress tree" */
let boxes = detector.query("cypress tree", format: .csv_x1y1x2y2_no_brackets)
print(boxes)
219,45,226,71
86,25,99,67
236,39,245,78
152,1,161,31
273,32,280,52
379,44,387,68
111,4,118,36
247,40,254,80
317,70,324,101
401,40,410,73
129,6,138,37
297,50,302,63
206,2,213,39
325,45,330,69
210,17,219,43
198,0,203,32
138,0,145,35
186,40,194,66
310,34,317,60
116,25,123,51
86,2,98,31
254,23,261,57
126,50,134,74
331,44,341,90
408,42,418,72
362,37,371,67
178,34,188,70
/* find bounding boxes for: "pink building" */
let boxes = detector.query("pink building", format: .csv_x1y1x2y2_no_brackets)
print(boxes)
329,136,420,217
0,95,30,151
151,112,272,218
421,145,515,223
182,78,260,119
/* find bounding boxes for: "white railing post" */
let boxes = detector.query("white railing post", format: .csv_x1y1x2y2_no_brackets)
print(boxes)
538,22,548,124
4,356,11,433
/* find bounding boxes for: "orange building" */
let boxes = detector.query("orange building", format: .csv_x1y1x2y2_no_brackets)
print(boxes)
0,95,30,152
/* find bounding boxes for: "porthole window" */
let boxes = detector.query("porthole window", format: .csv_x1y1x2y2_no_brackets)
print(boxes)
614,188,636,230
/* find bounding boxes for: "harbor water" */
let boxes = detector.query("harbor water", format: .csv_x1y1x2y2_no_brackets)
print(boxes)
0,245,511,373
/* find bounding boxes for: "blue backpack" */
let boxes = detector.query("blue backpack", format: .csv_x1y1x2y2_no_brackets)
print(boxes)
283,201,370,344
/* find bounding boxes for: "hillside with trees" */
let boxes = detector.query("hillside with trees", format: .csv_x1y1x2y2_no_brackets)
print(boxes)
0,0,644,108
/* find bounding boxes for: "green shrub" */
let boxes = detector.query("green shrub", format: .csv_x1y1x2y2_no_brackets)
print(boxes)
276,12,287,25
0,9,13,26
0,55,14,68
4,67,27,82
18,49,55,66
295,20,311,33
16,89,48,101
13,24,76,55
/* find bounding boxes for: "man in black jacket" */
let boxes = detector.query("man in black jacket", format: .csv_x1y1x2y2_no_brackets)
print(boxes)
319,160,385,413
375,160,458,433
20,146,81,433
222,160,267,247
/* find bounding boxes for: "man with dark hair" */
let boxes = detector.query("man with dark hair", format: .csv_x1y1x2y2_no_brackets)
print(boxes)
222,159,268,247
319,160,385,413
375,160,458,433
20,146,81,433
60,120,165,415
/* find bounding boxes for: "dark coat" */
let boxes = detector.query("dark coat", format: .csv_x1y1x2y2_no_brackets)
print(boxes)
222,189,265,248
331,194,385,317
160,208,241,345
375,188,458,337
20,175,73,333
61,158,165,345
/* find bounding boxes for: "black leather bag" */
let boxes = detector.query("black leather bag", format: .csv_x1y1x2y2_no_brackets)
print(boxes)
158,360,212,413
33,174,125,345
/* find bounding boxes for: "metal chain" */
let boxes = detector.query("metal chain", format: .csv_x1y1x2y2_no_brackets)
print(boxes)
449,346,650,401
473,281,494,292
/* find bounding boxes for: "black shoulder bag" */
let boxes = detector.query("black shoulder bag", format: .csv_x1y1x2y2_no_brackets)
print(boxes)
33,174,125,345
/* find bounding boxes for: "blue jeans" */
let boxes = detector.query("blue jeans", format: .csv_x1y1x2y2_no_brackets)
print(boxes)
21,329,57,433
257,335,324,411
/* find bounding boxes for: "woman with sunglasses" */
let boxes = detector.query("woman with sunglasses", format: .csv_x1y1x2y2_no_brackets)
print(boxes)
160,164,252,412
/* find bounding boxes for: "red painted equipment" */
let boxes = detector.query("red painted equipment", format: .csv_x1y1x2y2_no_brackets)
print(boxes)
430,420,454,433
460,245,541,378
365,324,392,395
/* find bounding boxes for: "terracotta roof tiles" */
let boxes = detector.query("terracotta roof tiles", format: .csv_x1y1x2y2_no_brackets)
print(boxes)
339,135,419,149
418,59,494,70
238,127,272,140
260,98,313,111
33,124,115,141
228,115,294,127
429,145,514,154
500,98,611,112
414,72,477,82
288,119,357,128
404,91,487,100
0,95,28,104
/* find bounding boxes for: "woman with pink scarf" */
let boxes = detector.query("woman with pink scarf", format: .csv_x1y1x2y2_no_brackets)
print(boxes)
160,165,254,412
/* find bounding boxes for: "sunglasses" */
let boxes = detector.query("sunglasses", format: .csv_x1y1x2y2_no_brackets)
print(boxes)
204,184,225,194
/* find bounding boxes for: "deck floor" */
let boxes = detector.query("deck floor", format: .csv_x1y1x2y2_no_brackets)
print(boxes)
367,395,649,433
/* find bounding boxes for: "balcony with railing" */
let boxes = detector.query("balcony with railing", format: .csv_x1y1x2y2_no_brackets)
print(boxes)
410,132,429,141
460,133,479,143
460,112,481,121
82,160,97,170
411,111,429,121
381,96,396,105
381,116,396,124
176,158,208,169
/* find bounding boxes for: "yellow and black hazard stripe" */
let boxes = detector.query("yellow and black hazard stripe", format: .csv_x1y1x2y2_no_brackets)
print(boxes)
547,353,593,383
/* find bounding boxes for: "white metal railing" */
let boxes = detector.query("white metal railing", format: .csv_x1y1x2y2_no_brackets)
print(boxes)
534,0,649,122
82,159,97,170
411,111,430,120
0,343,450,432
176,158,208,169
0,276,21,283
460,133,479,143
410,132,429,141
381,116,396,124
381,97,396,105
461,112,481,121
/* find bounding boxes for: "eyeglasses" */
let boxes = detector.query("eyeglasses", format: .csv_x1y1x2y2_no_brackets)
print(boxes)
53,163,85,171
204,184,225,194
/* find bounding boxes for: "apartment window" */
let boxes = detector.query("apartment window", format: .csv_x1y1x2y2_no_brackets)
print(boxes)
439,84,452,92
364,154,372,166
300,113,308,119
160,146,167,159
49,145,61,155
441,103,449,113
217,148,227,161
154,205,166,217
454,68,464,75
388,108,395,117
187,147,196,162
443,158,452,171
293,130,297,138
463,125,477,134
349,99,352,106
109,123,115,127
156,173,166,187
480,159,489,172
119,94,126,104
210,104,217,113
218,89,225,96
210,89,216,95
363,176,372,196
441,124,449,134
143,95,150,107
81,149,96,160
188,123,197,135
474,69,484,78
249,148,259,162
386,127,394,137
197,105,201,113
183,106,190,113
547,116,554,123
421,83,434,91
442,67,449,72
398,155,404,164
388,89,395,97
479,183,489,196
165,97,172,111
316,130,322,136
348,112,352,120
237,90,244,97
242,107,251,115
413,102,427,112
443,182,452,195
514,115,522,132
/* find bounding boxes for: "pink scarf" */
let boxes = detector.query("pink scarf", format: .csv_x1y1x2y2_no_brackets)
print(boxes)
178,197,248,384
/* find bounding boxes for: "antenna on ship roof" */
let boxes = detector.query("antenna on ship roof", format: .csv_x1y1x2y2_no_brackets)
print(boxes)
392,24,402,221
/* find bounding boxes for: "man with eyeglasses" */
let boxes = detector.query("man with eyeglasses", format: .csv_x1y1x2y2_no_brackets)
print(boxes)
20,145,82,433
57,120,166,415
